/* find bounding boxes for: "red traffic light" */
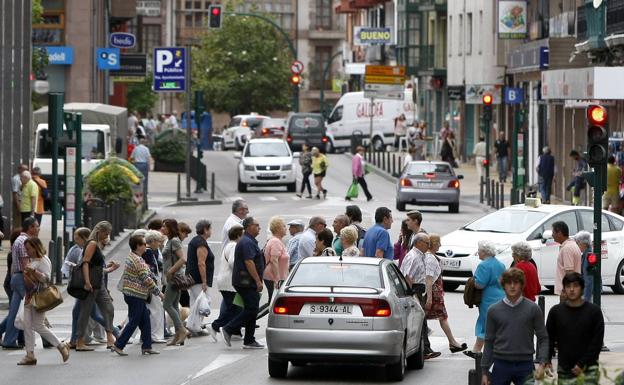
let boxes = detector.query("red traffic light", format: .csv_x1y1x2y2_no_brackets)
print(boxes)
587,253,598,266
587,105,607,126
482,94,493,105
291,74,301,85
482,159,489,166
211,6,221,16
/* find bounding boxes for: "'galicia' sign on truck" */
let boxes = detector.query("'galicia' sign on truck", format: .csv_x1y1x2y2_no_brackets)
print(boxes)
110,32,136,49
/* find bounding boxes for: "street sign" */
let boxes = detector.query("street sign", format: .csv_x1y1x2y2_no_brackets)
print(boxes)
364,65,405,100
504,87,524,104
153,47,186,92
110,32,136,49
110,54,147,82
290,60,304,74
96,48,120,70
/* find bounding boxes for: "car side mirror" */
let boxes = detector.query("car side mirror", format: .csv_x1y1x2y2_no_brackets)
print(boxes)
234,152,241,160
457,175,464,180
293,152,301,158
541,230,553,244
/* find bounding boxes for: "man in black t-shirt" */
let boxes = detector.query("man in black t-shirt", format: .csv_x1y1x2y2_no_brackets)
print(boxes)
222,216,265,349
494,131,510,183
546,273,604,383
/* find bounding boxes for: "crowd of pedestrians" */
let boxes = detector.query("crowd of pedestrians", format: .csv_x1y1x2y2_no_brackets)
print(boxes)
0,203,608,384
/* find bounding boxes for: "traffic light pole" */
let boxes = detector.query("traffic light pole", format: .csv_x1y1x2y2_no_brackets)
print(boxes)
592,165,603,307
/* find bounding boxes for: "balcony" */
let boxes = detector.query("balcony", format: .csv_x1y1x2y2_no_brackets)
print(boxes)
606,0,624,36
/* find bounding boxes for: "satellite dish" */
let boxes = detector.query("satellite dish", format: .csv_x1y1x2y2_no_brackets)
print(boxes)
593,0,603,8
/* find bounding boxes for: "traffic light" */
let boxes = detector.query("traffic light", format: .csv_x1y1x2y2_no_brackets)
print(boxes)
586,105,608,167
291,74,301,86
587,252,599,272
482,93,493,121
209,4,222,28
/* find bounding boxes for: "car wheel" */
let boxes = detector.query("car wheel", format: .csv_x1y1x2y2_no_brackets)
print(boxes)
449,202,460,213
443,282,460,292
268,354,288,378
324,139,335,154
287,182,296,193
386,341,406,381
235,137,243,150
373,137,385,152
407,329,425,370
611,259,624,294
396,201,406,212
237,179,247,193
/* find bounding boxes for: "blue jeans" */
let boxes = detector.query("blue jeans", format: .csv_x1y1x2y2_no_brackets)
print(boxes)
491,359,534,385
212,290,241,332
70,299,121,344
497,156,508,182
115,295,152,350
0,273,25,346
539,176,553,202
223,286,259,345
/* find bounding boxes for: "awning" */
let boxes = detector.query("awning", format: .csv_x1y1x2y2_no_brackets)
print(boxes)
541,67,624,100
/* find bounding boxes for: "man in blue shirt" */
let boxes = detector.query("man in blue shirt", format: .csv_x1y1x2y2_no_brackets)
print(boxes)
362,207,393,259
222,216,265,349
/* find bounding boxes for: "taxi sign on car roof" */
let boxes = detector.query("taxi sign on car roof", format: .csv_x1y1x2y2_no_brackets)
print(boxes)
524,197,541,208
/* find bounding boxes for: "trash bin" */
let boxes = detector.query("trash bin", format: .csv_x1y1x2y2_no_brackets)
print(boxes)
83,198,106,229
351,130,364,154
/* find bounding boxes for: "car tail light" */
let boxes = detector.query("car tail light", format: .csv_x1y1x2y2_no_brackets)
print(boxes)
272,296,391,317
286,134,293,143
262,128,270,136
322,136,329,143
448,180,460,189
400,178,412,187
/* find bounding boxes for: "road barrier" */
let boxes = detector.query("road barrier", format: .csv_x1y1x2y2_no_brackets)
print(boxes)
365,147,405,178
479,177,506,210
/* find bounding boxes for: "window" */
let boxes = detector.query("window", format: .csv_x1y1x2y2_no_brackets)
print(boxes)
466,13,472,55
32,11,65,45
328,106,343,124
448,15,452,57
315,0,332,30
458,14,463,56
141,24,162,54
387,265,408,297
541,211,579,237
311,46,332,90
478,11,483,54
579,210,613,232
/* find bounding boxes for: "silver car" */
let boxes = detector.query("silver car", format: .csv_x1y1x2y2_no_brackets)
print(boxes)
267,257,425,381
396,161,463,213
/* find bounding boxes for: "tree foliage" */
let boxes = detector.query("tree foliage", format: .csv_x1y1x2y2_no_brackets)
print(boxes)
193,12,293,115
126,74,159,116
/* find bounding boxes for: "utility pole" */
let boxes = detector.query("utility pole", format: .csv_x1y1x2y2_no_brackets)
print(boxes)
482,94,493,181
185,45,192,198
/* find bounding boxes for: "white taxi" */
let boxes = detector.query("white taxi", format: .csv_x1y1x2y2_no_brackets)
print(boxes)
223,114,269,150
236,138,298,193
438,201,624,294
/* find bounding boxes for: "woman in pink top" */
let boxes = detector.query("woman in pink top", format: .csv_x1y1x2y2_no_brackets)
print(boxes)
263,216,290,301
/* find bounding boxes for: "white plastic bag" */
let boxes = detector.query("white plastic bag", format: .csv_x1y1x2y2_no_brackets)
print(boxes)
186,292,211,333
14,301,25,330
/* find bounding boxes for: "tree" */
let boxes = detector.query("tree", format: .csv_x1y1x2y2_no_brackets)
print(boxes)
126,74,158,116
193,12,293,115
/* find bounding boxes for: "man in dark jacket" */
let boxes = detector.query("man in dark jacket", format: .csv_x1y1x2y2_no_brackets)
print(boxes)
537,146,555,203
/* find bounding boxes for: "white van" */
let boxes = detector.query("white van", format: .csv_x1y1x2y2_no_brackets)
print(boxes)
326,90,416,151
33,123,113,180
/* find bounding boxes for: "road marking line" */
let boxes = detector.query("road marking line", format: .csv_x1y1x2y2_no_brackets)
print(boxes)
191,353,247,379
259,196,278,201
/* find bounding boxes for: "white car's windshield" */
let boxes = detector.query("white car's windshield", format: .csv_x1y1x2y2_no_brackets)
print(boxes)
245,142,290,157
463,210,547,233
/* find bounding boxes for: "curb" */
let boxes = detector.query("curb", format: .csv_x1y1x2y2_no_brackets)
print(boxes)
164,199,223,207
343,153,494,212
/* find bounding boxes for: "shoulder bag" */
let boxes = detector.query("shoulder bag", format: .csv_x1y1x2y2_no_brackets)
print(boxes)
463,277,483,308
167,240,195,290
32,280,63,313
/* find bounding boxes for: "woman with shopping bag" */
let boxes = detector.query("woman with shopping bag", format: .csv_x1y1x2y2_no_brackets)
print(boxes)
346,146,373,202
19,237,70,365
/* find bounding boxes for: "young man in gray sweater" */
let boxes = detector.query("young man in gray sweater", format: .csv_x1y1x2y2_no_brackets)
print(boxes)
481,268,549,385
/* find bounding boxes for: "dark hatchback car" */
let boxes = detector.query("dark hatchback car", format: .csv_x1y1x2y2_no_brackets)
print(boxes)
396,161,463,213
285,113,329,152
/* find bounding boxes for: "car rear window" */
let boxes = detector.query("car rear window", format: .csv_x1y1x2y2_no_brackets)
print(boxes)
289,263,382,288
244,118,264,128
463,210,547,234
244,142,290,157
406,163,453,176
288,115,324,133
263,119,285,128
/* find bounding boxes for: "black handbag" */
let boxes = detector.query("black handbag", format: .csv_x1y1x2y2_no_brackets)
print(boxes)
170,274,195,290
67,262,103,299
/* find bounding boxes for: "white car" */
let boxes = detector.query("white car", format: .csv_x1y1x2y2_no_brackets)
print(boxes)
437,202,624,294
236,138,298,193
223,114,269,150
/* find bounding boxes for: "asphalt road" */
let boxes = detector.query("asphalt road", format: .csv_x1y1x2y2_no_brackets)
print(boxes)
0,151,622,385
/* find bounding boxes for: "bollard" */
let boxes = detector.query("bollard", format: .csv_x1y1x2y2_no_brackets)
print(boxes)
381,150,385,171
536,295,545,359
500,183,505,208
49,240,56,283
495,182,500,210
211,172,216,200
56,236,63,284
485,178,491,204
392,153,397,176
177,174,181,202
491,179,496,208
386,152,391,174
520,191,525,203
480,176,484,204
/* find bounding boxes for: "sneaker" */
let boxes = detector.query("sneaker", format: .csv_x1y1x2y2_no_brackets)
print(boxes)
206,327,218,343
242,341,265,349
222,329,232,347
231,334,243,341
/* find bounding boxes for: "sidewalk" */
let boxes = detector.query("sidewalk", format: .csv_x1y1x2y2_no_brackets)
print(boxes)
0,169,217,308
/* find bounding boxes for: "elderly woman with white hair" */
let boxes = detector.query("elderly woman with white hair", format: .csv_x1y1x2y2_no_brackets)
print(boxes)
143,230,167,342
510,241,541,301
463,240,505,359
573,231,595,302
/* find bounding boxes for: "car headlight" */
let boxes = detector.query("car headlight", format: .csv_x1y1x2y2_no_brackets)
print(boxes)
244,164,254,171
282,164,292,171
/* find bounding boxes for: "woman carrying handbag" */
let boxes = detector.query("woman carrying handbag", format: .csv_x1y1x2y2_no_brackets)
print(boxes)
20,237,69,365
75,221,117,352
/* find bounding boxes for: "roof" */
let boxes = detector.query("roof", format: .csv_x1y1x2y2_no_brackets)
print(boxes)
300,256,384,266
233,114,269,119
248,138,287,144
34,103,127,116
407,160,453,166
504,203,587,214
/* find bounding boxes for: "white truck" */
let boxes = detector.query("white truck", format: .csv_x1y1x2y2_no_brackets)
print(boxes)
325,90,416,151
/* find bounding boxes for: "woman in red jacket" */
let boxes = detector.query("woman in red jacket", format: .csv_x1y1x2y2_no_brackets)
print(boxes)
510,241,541,301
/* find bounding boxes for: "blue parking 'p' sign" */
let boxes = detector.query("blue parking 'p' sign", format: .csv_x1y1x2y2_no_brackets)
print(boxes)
504,87,524,105
96,48,120,70
153,47,186,92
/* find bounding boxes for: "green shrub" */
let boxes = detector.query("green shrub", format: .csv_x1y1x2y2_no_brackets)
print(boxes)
87,164,134,204
152,132,186,164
